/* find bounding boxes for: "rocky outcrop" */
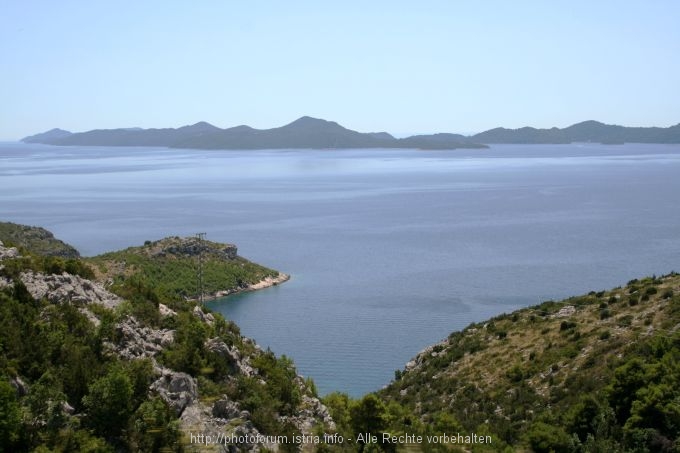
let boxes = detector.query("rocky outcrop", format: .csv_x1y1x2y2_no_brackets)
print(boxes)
553,305,577,318
181,314,334,451
159,303,177,318
18,271,122,309
181,402,268,452
147,236,237,260
212,397,250,420
193,305,215,325
105,316,174,360
205,338,255,377
405,338,450,372
0,240,20,260
281,394,336,433
150,368,198,416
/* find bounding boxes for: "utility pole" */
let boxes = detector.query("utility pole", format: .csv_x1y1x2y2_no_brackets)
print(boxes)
196,232,206,304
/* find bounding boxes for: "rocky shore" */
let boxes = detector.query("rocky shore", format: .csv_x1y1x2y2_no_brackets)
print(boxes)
200,272,291,302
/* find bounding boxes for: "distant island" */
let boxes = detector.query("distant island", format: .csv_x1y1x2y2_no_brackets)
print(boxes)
21,116,487,150
472,119,680,144
22,117,680,150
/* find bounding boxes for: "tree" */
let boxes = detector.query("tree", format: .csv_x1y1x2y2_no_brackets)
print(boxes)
127,397,180,452
350,394,387,435
0,379,21,451
83,367,133,438
350,394,395,452
525,422,573,453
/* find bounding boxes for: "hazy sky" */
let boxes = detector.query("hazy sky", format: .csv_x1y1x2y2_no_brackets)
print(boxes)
2,1,679,139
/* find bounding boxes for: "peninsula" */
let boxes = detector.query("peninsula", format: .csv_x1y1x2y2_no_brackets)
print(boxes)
0,223,328,453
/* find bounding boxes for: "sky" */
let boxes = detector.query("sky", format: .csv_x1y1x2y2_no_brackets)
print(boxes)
1,1,679,140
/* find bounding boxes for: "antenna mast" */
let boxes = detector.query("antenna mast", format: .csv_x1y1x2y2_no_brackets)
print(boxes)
196,232,206,304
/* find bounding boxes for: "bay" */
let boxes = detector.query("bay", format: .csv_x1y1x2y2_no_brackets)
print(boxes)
1,142,679,396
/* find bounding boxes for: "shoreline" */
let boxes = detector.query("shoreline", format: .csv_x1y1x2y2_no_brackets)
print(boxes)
195,272,290,303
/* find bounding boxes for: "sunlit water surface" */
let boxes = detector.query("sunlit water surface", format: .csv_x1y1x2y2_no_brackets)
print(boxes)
1,142,679,396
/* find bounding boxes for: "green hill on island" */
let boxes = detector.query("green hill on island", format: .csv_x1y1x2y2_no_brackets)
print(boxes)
22,116,486,150
22,117,680,149
471,120,680,144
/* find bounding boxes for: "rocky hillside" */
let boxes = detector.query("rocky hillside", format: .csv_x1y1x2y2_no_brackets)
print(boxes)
0,221,80,258
87,235,289,302
377,273,680,452
0,230,331,452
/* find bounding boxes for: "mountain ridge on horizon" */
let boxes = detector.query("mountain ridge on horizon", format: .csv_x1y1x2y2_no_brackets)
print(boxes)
21,116,680,149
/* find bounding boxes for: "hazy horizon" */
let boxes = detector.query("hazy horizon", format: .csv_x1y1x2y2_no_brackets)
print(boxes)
2,1,680,140
13,116,680,144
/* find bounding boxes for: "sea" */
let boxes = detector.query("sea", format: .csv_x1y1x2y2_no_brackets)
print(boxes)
1,142,679,396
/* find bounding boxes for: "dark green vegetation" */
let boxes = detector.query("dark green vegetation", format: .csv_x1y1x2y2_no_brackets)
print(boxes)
0,222,79,258
370,273,680,452
22,116,486,150
86,236,283,302
0,225,317,452
0,254,174,451
22,117,680,149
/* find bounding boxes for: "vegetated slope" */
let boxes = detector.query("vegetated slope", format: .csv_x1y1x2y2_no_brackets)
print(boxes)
378,273,680,452
0,226,331,453
87,236,286,302
0,221,80,258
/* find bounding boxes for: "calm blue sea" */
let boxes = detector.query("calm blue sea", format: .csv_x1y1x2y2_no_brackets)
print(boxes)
1,142,679,396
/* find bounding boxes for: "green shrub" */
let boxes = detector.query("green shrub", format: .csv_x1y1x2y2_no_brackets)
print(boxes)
506,365,524,382
617,315,633,327
525,422,573,453
127,397,180,452
560,321,577,331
